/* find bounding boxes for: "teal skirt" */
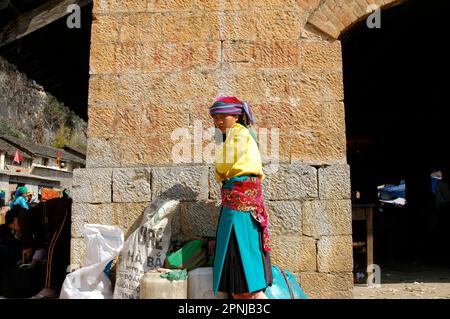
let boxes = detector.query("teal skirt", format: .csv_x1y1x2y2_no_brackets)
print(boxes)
213,176,272,295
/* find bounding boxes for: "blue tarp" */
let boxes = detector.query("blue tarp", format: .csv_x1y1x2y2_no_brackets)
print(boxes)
431,176,440,194
378,176,441,200
378,181,405,200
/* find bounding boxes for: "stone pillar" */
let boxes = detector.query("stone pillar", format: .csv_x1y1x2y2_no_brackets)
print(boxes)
299,164,353,298
74,0,354,299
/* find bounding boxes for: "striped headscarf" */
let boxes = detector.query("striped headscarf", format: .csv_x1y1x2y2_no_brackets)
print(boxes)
209,96,255,126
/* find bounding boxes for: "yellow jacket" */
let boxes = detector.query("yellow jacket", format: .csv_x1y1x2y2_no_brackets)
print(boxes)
214,123,265,183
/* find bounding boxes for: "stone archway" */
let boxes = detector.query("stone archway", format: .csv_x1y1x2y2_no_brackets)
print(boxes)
307,0,406,39
72,0,423,299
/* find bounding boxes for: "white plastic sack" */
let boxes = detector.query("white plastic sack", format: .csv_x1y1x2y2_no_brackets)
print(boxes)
59,224,124,299
113,198,180,299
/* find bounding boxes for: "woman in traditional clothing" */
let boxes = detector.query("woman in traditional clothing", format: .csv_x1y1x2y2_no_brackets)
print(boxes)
9,186,31,210
5,197,72,299
209,96,272,299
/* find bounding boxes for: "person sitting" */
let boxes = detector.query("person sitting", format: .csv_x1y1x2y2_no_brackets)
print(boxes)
0,221,22,296
1,207,46,297
4,206,46,266
5,197,71,299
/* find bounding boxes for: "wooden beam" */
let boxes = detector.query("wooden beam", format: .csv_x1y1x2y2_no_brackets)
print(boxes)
0,0,92,49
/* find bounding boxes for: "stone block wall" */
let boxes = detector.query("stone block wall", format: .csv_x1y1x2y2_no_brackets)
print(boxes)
71,163,353,298
72,0,403,298
86,0,348,168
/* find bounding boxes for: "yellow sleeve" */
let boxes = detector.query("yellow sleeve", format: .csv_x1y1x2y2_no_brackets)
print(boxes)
214,124,265,183
225,126,265,180
214,168,224,183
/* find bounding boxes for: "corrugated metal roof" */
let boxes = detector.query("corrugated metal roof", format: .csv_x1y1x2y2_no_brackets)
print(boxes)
0,135,85,164
63,145,86,159
0,169,61,183
0,138,32,158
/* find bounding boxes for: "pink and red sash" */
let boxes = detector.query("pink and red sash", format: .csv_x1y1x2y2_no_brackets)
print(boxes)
221,177,270,252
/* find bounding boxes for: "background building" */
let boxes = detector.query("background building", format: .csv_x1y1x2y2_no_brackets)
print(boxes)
0,135,86,200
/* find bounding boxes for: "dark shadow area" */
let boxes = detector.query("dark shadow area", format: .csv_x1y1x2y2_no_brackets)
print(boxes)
379,262,450,285
0,197,71,298
342,0,450,278
0,2,93,120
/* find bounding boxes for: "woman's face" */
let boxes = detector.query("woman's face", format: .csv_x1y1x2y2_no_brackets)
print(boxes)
212,114,238,133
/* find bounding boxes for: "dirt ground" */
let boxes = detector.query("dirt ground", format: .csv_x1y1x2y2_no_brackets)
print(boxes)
3,260,450,299
353,262,450,299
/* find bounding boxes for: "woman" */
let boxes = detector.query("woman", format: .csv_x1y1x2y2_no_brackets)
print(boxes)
5,197,72,298
9,186,31,210
209,96,272,299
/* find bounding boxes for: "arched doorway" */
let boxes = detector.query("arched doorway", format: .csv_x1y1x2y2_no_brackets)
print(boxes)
341,0,450,277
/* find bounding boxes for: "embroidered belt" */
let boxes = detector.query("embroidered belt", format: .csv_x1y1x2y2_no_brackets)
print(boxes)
221,177,271,252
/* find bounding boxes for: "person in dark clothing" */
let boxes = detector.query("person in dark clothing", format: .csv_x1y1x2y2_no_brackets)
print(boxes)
436,168,450,213
0,222,22,296
4,197,72,299
436,168,450,260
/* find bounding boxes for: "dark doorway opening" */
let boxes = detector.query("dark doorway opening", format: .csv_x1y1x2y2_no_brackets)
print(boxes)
342,0,450,278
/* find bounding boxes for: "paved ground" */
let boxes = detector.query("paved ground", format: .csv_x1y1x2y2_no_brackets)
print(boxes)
3,262,450,299
353,262,450,299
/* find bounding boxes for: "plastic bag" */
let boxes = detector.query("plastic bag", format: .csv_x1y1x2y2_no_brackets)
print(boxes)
165,239,208,271
113,198,180,299
59,224,124,299
160,269,188,281
265,265,308,299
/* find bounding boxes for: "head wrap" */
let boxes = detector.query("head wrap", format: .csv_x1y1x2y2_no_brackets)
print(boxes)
17,186,29,195
209,96,255,126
